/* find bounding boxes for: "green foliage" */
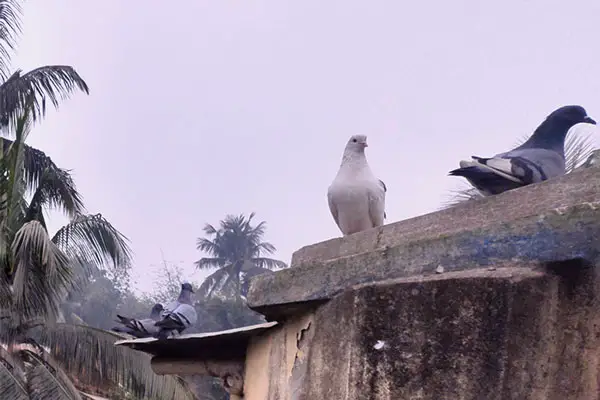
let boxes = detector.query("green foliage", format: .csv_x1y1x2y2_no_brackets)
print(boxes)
61,267,125,330
195,212,287,300
0,113,133,323
0,1,89,128
0,112,189,400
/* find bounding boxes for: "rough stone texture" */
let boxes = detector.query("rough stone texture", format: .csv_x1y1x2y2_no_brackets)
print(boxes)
243,314,313,400
248,266,600,399
580,149,600,169
248,202,600,318
289,166,600,268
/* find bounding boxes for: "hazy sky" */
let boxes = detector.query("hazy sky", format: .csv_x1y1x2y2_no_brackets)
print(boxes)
13,0,600,293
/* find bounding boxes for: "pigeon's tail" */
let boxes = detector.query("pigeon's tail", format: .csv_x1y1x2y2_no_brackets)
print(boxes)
449,165,524,196
116,315,131,324
113,317,158,338
111,326,153,338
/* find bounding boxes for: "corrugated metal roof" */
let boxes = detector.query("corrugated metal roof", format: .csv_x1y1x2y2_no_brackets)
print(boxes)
114,321,277,359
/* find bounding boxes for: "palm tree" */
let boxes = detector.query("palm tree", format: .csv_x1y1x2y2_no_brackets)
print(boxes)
443,129,598,208
0,114,195,399
195,212,287,300
0,113,129,322
0,0,88,128
0,323,197,399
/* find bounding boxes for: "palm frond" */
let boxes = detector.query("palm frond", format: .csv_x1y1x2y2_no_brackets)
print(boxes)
0,268,11,310
51,213,132,272
19,348,83,400
0,65,89,127
196,237,220,255
251,257,287,270
196,267,235,299
0,137,82,209
0,0,22,81
32,324,197,400
440,185,483,209
194,257,226,270
11,220,72,320
201,223,218,236
3,112,29,235
26,166,84,221
69,313,87,326
254,241,277,255
0,345,28,400
564,128,595,172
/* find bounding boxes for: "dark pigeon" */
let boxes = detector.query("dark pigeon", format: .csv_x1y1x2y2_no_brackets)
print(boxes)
449,105,596,196
111,303,164,338
154,282,198,340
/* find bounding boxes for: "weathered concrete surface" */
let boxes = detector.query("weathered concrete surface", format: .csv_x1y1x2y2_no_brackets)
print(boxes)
248,202,600,318
290,166,600,268
115,322,278,397
248,266,600,399
243,313,313,400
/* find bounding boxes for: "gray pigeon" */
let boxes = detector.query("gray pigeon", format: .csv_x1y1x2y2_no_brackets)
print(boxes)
449,105,596,196
155,282,198,339
111,303,164,338
328,134,387,236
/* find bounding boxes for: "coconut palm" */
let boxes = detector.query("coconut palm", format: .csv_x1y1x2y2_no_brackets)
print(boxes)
195,212,287,300
0,114,195,399
0,112,130,322
0,321,197,399
443,129,598,208
0,0,88,128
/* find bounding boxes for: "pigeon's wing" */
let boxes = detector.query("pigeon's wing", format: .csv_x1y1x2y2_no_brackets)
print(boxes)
156,304,197,332
172,303,198,327
327,189,340,228
128,318,158,334
472,148,565,185
155,315,185,331
368,180,386,228
116,315,132,324
161,301,179,317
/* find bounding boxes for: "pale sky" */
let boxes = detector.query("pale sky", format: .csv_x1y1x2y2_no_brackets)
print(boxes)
13,0,600,293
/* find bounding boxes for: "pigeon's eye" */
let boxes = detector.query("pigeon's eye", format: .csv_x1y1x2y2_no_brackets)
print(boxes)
352,139,357,143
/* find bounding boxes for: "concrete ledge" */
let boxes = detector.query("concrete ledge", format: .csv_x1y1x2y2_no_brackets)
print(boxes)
248,202,600,319
290,166,600,268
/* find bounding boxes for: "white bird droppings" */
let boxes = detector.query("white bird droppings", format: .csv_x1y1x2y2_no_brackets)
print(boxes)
374,340,386,350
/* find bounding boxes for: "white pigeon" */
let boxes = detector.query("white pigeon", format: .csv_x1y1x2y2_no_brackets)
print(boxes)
327,134,387,236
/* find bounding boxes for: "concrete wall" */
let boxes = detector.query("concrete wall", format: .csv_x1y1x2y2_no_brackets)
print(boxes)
245,266,600,399
244,165,600,400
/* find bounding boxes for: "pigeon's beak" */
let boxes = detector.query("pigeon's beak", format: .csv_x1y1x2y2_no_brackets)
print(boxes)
362,142,368,147
584,116,597,125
